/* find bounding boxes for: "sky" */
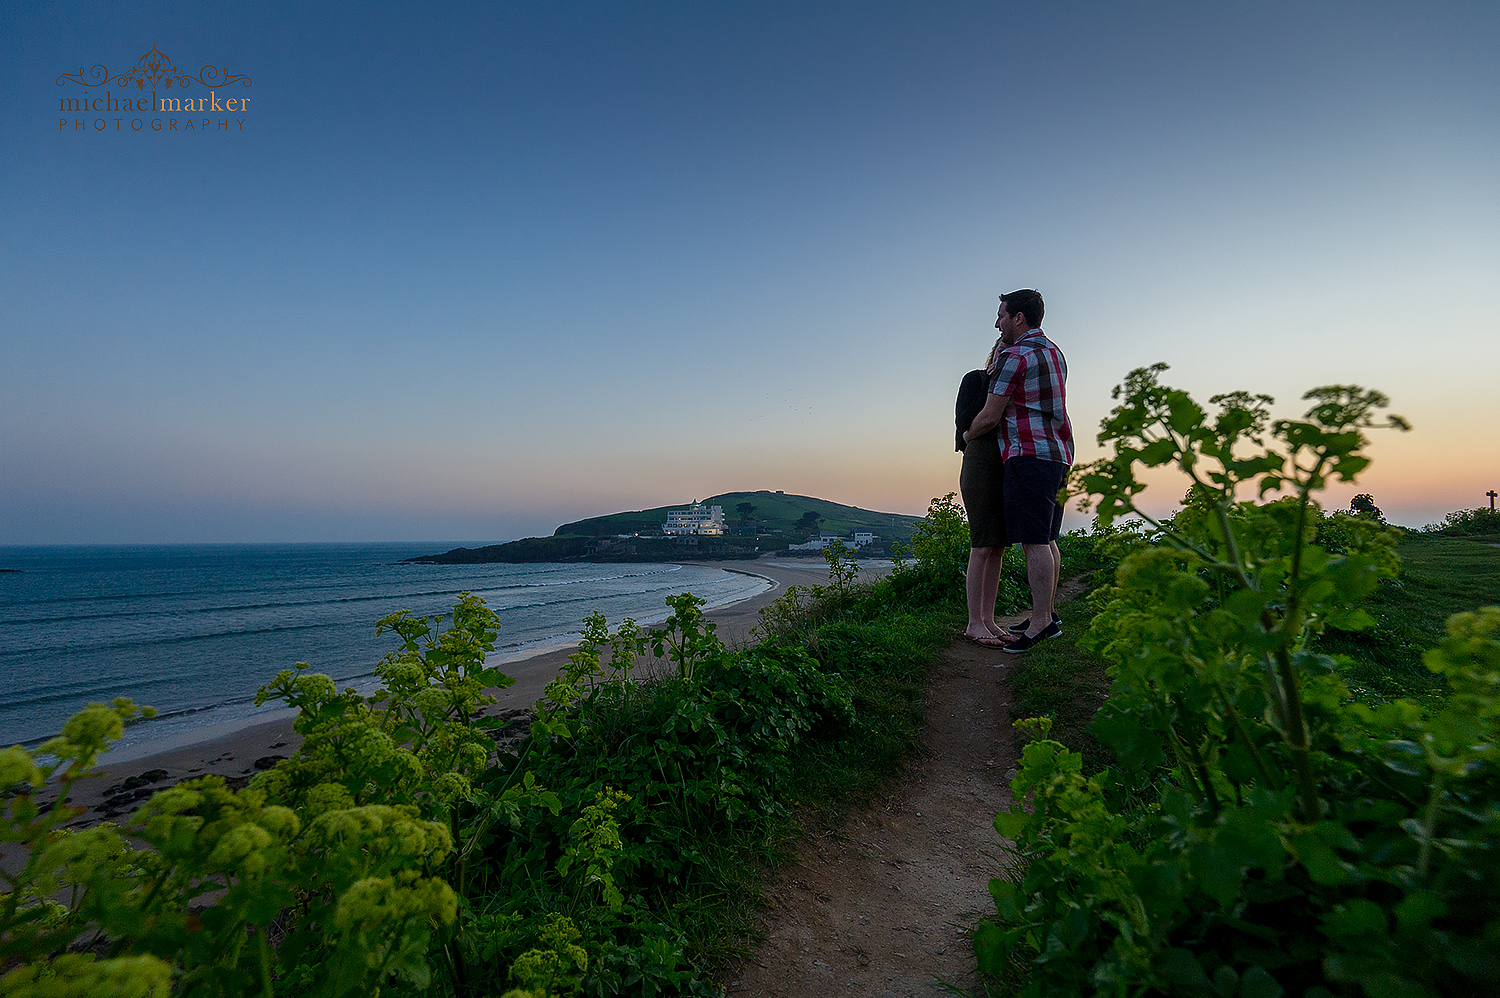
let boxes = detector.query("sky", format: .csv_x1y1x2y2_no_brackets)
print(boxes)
3,0,1497,543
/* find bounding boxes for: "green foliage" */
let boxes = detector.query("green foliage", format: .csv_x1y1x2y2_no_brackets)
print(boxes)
256,593,516,816
789,593,954,821
1002,603,1113,774
2,698,459,998
1425,506,1500,537
647,593,724,680
982,366,1500,996
750,539,871,652
1349,493,1384,522
1,953,174,998
556,789,631,914
895,493,969,595
5,559,959,997
453,588,886,995
822,539,860,590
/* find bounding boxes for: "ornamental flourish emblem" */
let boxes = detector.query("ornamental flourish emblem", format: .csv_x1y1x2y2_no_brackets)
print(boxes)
56,47,251,91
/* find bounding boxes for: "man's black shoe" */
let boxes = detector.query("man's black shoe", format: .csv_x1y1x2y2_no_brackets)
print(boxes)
1008,612,1061,635
1002,620,1063,653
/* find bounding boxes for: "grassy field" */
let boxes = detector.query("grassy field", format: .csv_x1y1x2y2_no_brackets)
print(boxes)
1009,532,1500,763
1319,531,1500,697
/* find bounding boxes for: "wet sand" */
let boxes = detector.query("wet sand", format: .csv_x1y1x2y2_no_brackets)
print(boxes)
65,558,882,819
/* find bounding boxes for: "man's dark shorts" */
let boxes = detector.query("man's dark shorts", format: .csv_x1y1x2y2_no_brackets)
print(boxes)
1003,456,1068,544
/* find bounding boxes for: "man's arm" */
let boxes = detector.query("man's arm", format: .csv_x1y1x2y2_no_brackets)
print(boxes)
963,391,1011,442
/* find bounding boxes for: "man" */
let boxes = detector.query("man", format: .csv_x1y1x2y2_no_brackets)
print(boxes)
962,289,1072,652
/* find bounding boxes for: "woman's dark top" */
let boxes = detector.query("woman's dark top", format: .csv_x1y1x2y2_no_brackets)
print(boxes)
956,369,988,451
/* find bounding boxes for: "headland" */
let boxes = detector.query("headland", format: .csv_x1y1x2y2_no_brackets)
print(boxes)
409,489,920,565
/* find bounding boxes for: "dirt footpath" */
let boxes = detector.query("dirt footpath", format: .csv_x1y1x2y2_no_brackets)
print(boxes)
730,633,1020,997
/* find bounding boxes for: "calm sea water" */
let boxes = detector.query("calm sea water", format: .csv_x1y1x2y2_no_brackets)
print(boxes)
0,544,769,750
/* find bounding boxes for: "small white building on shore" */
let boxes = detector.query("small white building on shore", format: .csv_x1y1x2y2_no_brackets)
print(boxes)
788,530,880,551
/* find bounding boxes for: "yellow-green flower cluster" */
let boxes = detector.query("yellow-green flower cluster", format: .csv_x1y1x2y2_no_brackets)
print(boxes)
0,954,172,998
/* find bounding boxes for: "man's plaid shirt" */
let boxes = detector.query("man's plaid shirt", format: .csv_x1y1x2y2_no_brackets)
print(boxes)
988,329,1074,464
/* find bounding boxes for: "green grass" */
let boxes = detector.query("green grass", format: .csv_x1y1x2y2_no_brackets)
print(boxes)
786,594,964,828
997,537,1120,769
998,532,1500,773
1318,533,1500,697
1004,590,1114,772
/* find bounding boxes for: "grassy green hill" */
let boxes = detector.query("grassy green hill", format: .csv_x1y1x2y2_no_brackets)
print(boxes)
407,491,924,565
555,490,921,542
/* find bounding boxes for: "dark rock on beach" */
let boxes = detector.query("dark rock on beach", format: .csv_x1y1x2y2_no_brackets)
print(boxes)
491,707,534,754
101,769,169,798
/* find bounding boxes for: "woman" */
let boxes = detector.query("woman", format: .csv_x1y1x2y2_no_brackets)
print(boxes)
957,338,1011,647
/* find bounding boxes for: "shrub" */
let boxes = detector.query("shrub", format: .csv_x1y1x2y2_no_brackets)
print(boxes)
1424,506,1500,537
891,492,969,599
1,699,460,997
890,493,1029,611
979,366,1500,996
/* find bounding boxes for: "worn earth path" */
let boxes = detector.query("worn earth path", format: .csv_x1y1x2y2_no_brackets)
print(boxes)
730,577,1092,998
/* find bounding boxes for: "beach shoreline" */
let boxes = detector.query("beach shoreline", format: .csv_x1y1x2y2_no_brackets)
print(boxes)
69,559,882,820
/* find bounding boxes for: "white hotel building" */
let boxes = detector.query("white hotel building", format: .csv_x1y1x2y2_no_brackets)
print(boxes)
662,504,727,536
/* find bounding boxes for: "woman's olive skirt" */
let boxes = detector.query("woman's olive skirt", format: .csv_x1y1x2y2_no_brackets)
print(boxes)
959,430,1009,548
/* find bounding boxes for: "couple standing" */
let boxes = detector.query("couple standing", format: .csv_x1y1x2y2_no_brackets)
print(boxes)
956,289,1073,653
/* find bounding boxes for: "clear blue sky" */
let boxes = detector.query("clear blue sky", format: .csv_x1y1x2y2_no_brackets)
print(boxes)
4,1,1497,542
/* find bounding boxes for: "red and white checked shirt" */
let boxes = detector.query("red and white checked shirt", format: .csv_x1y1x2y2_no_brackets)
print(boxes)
988,329,1074,464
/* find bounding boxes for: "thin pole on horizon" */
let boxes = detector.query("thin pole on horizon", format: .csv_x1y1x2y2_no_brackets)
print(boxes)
1489,490,1497,511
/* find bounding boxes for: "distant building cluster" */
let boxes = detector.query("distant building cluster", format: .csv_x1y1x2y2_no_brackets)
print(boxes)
662,503,727,536
788,531,878,551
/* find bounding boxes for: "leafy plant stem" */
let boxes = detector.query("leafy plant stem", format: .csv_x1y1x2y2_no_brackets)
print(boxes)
1418,768,1445,878
1188,739,1221,818
1269,472,1324,820
447,935,471,998
1172,695,1220,817
1214,682,1280,791
1212,500,1253,589
256,925,274,998
1272,644,1320,822
1288,459,1325,595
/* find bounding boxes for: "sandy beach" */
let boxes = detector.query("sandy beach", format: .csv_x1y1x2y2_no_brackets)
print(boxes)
67,558,886,820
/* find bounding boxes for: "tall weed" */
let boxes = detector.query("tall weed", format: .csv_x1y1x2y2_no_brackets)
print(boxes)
979,366,1499,996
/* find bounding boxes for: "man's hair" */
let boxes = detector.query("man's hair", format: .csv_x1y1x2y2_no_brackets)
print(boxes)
999,289,1044,328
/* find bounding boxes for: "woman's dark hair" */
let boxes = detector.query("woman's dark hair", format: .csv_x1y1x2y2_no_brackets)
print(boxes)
999,289,1044,328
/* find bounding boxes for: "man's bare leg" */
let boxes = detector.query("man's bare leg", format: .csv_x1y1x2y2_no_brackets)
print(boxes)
1021,541,1059,638
1049,539,1061,615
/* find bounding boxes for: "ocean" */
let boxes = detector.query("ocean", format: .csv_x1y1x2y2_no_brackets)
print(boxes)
0,544,770,754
